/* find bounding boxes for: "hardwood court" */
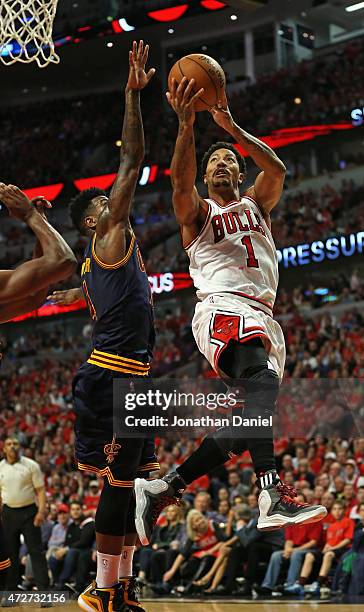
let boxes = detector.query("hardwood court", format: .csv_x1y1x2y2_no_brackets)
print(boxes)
7,600,362,611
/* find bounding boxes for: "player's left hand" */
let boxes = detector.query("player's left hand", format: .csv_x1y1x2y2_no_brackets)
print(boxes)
209,91,234,130
31,196,52,220
126,40,155,91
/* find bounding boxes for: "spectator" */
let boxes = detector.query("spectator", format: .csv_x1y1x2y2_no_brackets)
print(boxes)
219,504,284,596
138,505,184,586
260,497,323,595
0,438,49,597
227,471,249,504
304,500,354,598
161,510,227,593
50,501,94,590
82,480,101,515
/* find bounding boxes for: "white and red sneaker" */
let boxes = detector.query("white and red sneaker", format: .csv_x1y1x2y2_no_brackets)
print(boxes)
257,473,327,531
134,475,182,545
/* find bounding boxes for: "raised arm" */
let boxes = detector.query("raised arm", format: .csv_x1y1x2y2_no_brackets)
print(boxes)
0,288,49,323
210,102,286,215
106,40,155,227
0,185,76,304
167,78,207,238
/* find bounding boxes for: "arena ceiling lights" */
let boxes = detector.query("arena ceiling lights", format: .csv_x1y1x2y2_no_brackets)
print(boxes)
345,2,364,11
54,1,227,47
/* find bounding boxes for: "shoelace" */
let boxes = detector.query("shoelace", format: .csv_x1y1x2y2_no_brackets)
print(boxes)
276,483,309,507
152,495,181,524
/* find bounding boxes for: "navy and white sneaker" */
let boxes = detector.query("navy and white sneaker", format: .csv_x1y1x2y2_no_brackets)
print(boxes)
134,472,183,545
257,470,327,531
304,581,320,598
284,582,305,597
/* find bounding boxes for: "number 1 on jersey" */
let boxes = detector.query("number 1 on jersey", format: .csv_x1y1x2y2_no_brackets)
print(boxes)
241,236,259,268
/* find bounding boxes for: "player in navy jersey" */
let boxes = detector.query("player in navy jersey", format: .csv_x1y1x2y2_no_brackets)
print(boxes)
49,42,160,612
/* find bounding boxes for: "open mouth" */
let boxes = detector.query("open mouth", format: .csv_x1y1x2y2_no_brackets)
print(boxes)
215,170,229,177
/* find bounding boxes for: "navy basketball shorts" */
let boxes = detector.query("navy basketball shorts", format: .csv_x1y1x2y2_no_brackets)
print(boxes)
0,517,10,571
72,361,159,488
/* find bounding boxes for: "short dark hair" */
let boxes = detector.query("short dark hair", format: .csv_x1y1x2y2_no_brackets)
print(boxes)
69,187,106,233
201,141,246,178
332,500,344,509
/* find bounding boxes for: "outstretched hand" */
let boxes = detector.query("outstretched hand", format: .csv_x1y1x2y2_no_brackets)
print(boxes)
126,40,155,91
47,288,81,306
166,77,204,126
0,184,34,221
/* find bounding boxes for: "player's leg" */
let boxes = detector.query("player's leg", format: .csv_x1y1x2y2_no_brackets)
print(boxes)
74,364,143,611
78,466,145,612
79,479,132,612
218,339,325,530
117,438,160,611
0,516,11,598
135,335,326,542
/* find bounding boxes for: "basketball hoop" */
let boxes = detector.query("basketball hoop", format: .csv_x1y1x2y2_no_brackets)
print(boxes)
0,0,60,68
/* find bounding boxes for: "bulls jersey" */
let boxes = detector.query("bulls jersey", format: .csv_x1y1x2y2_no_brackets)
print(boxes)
80,232,155,359
187,195,278,311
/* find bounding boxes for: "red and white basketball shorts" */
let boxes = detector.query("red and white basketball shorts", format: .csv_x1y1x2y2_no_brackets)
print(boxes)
192,294,286,380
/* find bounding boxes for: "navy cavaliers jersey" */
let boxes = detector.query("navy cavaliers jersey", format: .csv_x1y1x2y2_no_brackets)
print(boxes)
80,231,155,362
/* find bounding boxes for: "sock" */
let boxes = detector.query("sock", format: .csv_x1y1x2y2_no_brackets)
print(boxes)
249,439,276,476
176,436,228,484
96,552,121,588
299,577,307,586
119,546,135,578
318,576,328,586
257,469,278,490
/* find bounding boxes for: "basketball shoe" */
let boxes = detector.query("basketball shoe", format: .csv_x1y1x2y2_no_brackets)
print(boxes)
256,470,327,531
134,473,183,545
78,581,132,612
119,577,145,612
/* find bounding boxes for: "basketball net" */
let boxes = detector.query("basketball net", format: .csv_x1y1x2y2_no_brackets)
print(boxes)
0,0,60,68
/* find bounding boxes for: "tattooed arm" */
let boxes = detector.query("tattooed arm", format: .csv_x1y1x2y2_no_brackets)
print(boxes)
167,78,208,246
106,41,154,227
210,104,286,215
94,41,154,265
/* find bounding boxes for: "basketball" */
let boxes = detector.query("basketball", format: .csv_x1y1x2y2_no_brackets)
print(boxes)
168,54,226,112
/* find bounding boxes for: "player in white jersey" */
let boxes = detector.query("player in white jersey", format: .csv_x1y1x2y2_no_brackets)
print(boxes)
135,77,326,540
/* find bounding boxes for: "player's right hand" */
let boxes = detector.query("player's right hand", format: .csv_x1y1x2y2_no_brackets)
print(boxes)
47,288,81,306
166,77,204,126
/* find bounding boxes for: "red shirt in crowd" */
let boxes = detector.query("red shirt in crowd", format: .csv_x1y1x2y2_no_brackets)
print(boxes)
326,517,354,548
285,521,323,547
192,521,220,558
322,512,336,533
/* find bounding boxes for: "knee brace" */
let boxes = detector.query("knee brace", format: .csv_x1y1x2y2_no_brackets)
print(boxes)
242,367,280,421
221,339,280,418
210,427,248,457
